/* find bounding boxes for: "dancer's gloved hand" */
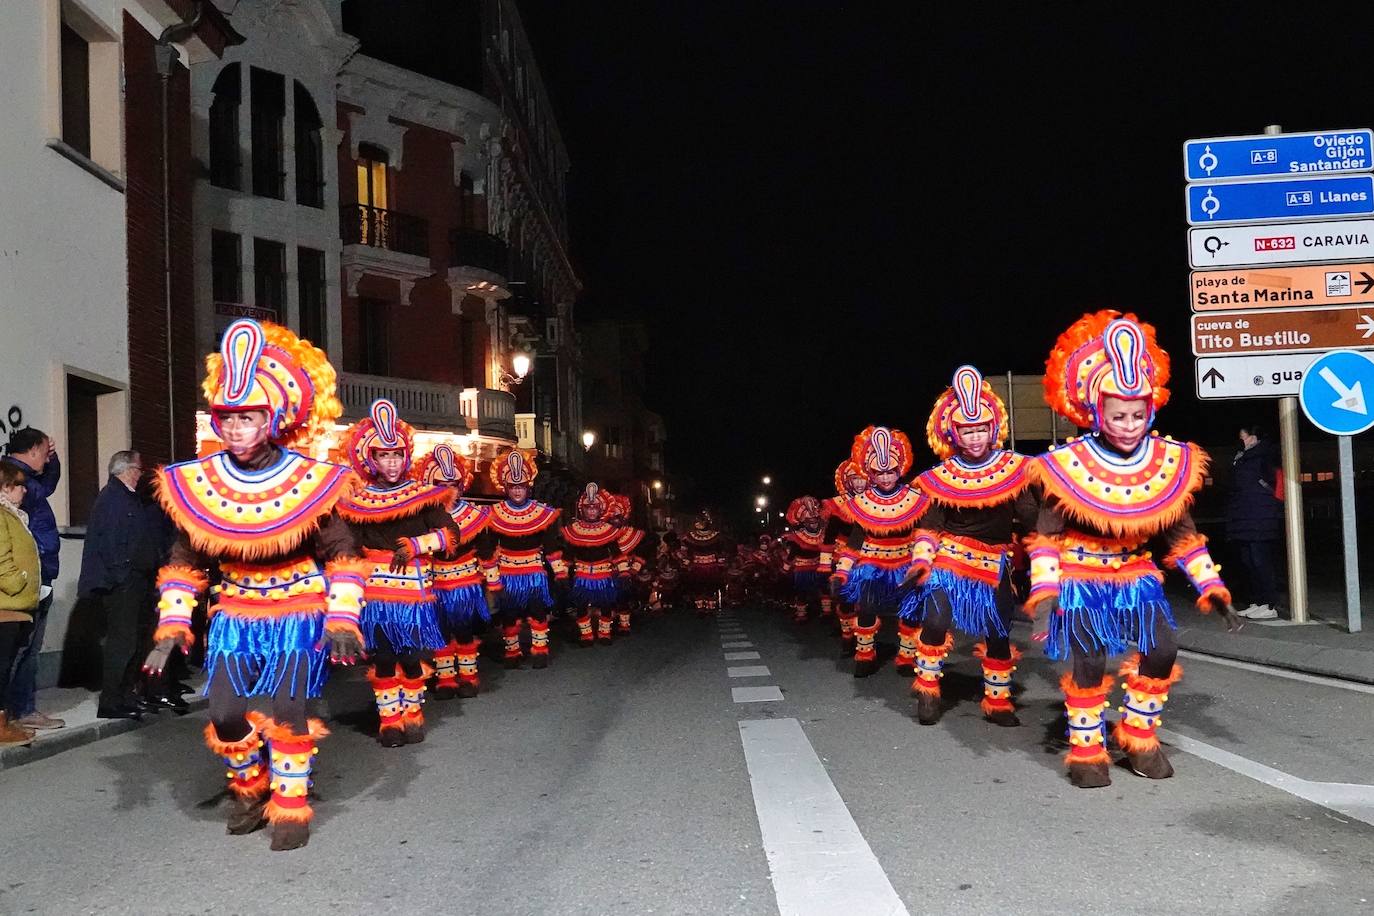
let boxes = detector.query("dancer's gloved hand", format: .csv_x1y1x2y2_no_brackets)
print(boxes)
389,542,414,573
326,628,365,665
143,633,190,676
1203,593,1244,632
1029,597,1059,644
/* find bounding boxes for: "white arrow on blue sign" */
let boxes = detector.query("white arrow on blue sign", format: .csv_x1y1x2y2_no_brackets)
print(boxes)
1185,130,1374,182
1187,174,1374,225
1298,349,1374,435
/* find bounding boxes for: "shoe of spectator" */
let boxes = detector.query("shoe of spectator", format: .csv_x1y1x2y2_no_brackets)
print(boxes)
1238,604,1277,620
16,712,65,730
0,712,36,745
96,705,142,720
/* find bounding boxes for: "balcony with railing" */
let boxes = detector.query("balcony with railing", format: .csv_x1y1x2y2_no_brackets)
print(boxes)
447,228,512,301
461,387,517,442
341,203,433,305
338,372,469,433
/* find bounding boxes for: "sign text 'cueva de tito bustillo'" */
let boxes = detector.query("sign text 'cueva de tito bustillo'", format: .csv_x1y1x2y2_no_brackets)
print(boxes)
1191,305,1374,356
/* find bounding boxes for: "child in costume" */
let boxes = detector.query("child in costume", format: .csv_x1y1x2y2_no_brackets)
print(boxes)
1026,311,1241,788
782,496,827,624
142,319,366,851
831,427,929,678
482,450,565,669
562,483,624,646
337,399,459,747
414,443,491,699
900,366,1039,726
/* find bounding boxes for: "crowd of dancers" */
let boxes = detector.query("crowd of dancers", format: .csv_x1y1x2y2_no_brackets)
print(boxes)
142,308,1241,852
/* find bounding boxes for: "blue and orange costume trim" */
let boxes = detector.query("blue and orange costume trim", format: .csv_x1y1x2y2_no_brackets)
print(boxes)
482,449,563,668
782,496,827,624
1028,311,1232,787
562,483,623,645
152,318,363,849
831,426,929,678
896,366,1039,724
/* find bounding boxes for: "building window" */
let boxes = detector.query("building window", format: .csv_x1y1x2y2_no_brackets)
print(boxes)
356,143,389,208
66,374,119,527
59,20,90,157
211,230,241,302
604,425,622,460
293,81,324,208
250,67,285,199
358,299,390,375
297,246,326,346
253,238,286,320
209,64,241,190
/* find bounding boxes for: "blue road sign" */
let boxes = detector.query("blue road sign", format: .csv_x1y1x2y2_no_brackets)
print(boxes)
1185,130,1374,182
1187,175,1374,225
1299,349,1374,435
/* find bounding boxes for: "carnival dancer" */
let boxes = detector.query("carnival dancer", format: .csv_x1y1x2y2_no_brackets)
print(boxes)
823,458,868,651
337,399,458,748
562,483,623,646
142,319,367,851
899,366,1039,726
414,443,490,699
1026,311,1241,788
682,509,729,616
831,427,929,678
608,493,655,632
782,496,827,623
483,450,565,669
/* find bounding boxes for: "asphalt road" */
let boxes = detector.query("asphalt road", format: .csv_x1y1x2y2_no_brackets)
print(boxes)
3,606,1373,915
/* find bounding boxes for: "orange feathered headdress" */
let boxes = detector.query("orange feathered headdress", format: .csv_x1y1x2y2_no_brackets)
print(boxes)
606,492,632,521
833,458,866,496
1044,310,1170,431
414,441,473,490
785,496,821,526
341,398,417,480
926,365,1010,460
203,319,341,450
851,425,914,477
489,448,540,489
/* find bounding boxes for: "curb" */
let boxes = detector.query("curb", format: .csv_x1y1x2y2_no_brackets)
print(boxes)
0,695,208,773
1176,626,1374,685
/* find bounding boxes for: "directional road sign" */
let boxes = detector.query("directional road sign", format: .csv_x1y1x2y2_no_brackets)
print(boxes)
1185,130,1374,182
1188,218,1374,269
1186,174,1374,226
1191,262,1374,311
1298,349,1374,435
1191,305,1374,356
1195,353,1315,400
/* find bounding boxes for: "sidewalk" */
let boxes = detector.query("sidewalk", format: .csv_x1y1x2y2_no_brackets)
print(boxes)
0,682,206,772
1173,587,1374,684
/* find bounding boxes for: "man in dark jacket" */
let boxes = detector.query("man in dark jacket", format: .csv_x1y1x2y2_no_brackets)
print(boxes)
2,427,65,729
78,451,180,718
1225,425,1285,620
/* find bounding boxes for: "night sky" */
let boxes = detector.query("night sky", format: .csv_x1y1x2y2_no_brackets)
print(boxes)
515,4,1374,514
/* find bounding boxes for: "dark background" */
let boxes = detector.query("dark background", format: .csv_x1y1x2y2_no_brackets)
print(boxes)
508,4,1374,513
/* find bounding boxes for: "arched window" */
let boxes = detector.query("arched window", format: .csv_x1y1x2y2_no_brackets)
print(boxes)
293,81,324,208
208,63,241,189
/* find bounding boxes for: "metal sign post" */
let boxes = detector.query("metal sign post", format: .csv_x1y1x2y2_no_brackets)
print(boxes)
1338,434,1362,632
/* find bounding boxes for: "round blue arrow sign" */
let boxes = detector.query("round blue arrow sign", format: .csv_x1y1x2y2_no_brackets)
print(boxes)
1299,350,1374,436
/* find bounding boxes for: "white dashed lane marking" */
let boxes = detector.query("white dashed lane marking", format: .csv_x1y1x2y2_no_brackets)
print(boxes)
725,651,761,660
732,685,784,703
728,665,771,678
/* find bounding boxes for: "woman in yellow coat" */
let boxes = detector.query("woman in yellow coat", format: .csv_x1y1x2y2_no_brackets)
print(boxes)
0,461,41,744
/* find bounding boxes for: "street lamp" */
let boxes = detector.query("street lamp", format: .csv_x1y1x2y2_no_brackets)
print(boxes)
582,430,596,451
652,480,663,492
755,495,767,508
498,352,531,388
761,475,772,486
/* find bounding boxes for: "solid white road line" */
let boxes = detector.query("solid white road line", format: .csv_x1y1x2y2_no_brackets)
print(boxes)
1160,727,1374,828
725,651,762,660
722,641,754,649
732,686,784,703
1178,649,1374,695
739,718,909,916
727,665,771,678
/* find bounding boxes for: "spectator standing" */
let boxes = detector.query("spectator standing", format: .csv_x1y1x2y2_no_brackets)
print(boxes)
0,462,41,744
2,428,65,729
1226,425,1285,621
78,451,181,719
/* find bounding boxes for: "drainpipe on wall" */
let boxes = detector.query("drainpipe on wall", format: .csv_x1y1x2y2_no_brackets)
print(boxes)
154,3,204,460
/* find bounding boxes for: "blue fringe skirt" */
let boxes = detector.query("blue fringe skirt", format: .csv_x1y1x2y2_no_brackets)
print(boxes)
792,570,823,598
497,570,555,613
361,598,446,653
204,610,329,699
898,563,1009,638
435,584,491,632
569,575,620,609
1045,573,1176,662
838,563,909,614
